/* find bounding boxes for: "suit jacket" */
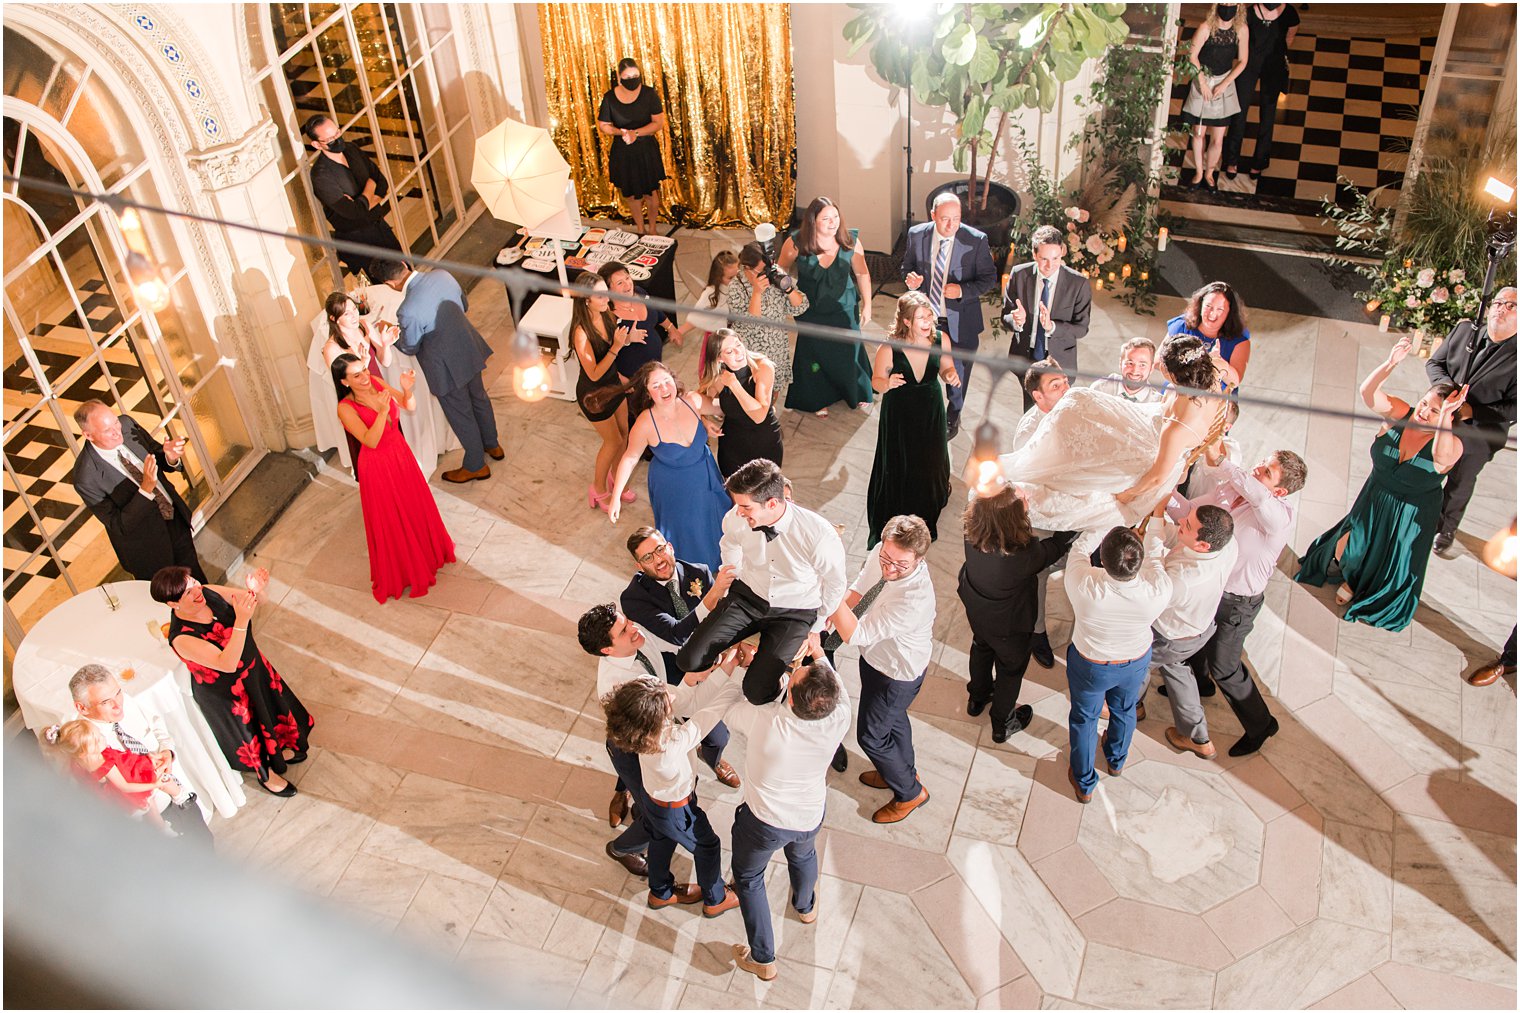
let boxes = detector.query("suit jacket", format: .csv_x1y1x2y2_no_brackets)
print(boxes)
620,560,714,684
395,269,492,397
900,222,999,347
1427,320,1516,443
957,531,1077,636
1001,263,1092,371
73,416,192,580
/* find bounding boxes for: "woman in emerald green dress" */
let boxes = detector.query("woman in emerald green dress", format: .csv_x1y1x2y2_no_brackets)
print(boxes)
1296,334,1467,632
866,292,960,548
778,197,875,416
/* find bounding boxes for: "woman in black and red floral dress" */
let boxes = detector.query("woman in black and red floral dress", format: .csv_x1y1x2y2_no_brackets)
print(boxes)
151,565,312,797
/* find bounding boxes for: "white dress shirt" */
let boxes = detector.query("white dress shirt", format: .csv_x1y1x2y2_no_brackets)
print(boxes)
1089,375,1165,404
720,665,850,831
848,548,936,682
1153,519,1239,640
1065,530,1171,661
719,502,847,627
1169,458,1293,597
639,671,737,803
1033,267,1059,326
95,441,170,503
85,693,186,813
929,233,956,313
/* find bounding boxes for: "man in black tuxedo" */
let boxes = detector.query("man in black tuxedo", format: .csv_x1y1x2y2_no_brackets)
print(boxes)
72,400,205,583
1002,224,1093,411
901,193,999,438
618,526,741,788
302,114,402,279
1427,287,1517,556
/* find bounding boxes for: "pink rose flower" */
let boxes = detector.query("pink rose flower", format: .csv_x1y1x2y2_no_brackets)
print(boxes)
1416,268,1436,288
1085,234,1105,255
1405,295,1420,308
1448,268,1465,283
1431,287,1449,303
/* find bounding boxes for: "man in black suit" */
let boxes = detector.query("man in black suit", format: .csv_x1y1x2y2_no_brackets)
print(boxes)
618,526,741,788
1427,287,1517,556
302,114,402,279
901,193,999,438
72,400,205,583
1003,224,1093,411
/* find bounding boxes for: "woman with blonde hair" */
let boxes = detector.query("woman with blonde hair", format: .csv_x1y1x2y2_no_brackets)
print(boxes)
865,291,960,547
683,250,740,370
697,328,783,478
1181,4,1249,189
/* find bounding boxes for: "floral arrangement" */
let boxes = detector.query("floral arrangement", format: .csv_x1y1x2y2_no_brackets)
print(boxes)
1362,261,1481,341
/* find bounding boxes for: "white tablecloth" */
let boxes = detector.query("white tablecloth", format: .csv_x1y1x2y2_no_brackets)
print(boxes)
12,581,248,819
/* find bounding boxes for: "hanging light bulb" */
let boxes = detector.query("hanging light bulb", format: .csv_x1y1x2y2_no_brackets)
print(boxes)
962,420,1006,499
1481,518,1518,579
125,251,170,313
507,326,551,402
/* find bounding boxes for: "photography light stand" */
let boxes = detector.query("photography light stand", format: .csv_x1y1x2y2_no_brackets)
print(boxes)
1471,205,1516,354
901,79,915,249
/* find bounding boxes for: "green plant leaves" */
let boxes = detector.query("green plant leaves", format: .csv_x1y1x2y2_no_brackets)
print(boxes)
945,23,978,65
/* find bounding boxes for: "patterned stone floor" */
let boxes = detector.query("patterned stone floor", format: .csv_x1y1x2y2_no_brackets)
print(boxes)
212,229,1517,1009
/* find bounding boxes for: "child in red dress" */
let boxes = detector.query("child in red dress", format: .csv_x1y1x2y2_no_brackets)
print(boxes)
46,719,184,836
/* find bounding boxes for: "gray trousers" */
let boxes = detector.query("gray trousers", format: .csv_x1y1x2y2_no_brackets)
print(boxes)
1149,624,1216,743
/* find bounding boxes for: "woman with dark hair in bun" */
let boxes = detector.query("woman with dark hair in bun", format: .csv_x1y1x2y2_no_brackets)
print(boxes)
597,57,668,234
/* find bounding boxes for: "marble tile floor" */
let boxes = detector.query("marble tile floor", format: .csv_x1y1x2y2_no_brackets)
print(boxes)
211,228,1516,1008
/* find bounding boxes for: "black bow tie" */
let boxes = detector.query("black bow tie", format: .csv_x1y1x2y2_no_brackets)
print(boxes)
756,524,779,542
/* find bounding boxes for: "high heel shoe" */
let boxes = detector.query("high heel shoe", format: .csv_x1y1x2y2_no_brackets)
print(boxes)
608,469,636,504
256,774,297,798
587,485,605,509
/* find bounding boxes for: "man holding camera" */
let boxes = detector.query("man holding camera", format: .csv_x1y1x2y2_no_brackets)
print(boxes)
902,193,998,439
727,240,809,406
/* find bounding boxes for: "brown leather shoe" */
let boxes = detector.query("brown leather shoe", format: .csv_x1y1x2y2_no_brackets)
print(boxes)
442,464,490,483
797,902,818,924
1165,726,1217,760
485,445,505,461
871,786,929,824
1097,732,1122,776
608,790,632,828
647,883,703,908
1137,700,1147,722
858,769,889,790
733,944,778,980
1468,659,1516,687
1067,765,1093,804
710,759,742,789
703,886,740,918
605,842,648,877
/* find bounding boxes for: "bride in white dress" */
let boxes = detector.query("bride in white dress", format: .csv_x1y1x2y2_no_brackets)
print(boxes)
1000,335,1225,531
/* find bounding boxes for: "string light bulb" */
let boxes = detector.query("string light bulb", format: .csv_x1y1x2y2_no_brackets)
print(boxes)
1481,518,1518,579
507,326,551,402
125,251,170,313
962,421,1006,499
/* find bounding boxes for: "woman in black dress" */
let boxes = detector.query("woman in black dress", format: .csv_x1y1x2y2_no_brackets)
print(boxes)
865,292,959,548
697,327,783,478
571,270,639,510
1180,4,1249,188
151,565,312,798
596,58,667,234
1225,3,1300,180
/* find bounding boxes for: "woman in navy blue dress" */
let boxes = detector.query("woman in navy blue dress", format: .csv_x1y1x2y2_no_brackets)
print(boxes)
1167,280,1251,387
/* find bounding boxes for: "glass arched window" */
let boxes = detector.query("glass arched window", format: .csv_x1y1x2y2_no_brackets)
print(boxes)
3,26,256,642
249,2,481,297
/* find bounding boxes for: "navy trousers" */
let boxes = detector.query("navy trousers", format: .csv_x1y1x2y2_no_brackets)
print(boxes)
644,793,727,906
606,740,651,857
731,803,821,965
436,373,499,471
856,659,925,802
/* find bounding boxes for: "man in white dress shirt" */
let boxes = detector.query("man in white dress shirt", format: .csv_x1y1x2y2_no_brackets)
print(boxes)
722,636,851,980
1063,527,1171,802
676,460,847,706
1089,337,1165,404
69,664,210,842
1144,505,1237,759
826,515,935,824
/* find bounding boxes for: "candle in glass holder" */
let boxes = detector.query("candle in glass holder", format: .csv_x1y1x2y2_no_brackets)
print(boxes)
1122,264,1132,279
1140,271,1149,281
1095,277,1104,290
1117,233,1127,253
1378,314,1390,333
1107,271,1116,281
1157,227,1169,251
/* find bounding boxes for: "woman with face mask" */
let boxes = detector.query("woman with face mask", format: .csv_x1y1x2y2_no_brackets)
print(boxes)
597,58,668,235
1180,4,1250,190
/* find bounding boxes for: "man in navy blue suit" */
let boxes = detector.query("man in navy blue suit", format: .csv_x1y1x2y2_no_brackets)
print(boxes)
372,259,502,483
901,192,999,439
619,525,742,789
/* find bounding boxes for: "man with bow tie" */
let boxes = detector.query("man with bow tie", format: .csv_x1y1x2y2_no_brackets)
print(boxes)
619,526,742,791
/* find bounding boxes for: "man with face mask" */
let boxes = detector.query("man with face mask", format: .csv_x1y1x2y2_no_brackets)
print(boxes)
302,113,402,278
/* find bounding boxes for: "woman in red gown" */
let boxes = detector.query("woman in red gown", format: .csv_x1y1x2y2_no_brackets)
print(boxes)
332,353,455,602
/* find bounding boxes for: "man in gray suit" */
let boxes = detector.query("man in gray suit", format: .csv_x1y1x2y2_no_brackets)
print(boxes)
901,193,999,439
372,259,502,483
72,400,205,583
1002,224,1092,411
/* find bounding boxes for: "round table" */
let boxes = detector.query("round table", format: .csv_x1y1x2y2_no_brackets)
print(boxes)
12,581,248,818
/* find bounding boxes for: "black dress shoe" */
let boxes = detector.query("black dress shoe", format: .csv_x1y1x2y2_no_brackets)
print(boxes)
1433,532,1458,558
967,697,990,718
831,745,848,773
1030,633,1055,670
947,418,962,441
605,841,649,878
1228,717,1280,757
255,776,297,798
990,704,1033,744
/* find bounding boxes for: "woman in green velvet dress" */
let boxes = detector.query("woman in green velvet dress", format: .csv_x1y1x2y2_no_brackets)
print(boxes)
866,292,960,548
779,197,875,416
1296,335,1467,632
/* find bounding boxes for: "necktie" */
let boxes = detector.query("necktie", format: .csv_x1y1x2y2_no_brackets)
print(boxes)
114,722,150,754
823,578,887,652
634,651,659,678
666,578,690,619
930,237,951,317
755,524,779,542
117,449,174,520
1033,275,1053,360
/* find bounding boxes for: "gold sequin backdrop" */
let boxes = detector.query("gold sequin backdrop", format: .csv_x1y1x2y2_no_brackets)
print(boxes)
536,3,795,228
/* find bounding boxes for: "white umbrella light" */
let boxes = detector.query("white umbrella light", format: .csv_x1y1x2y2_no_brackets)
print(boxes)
471,118,572,230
